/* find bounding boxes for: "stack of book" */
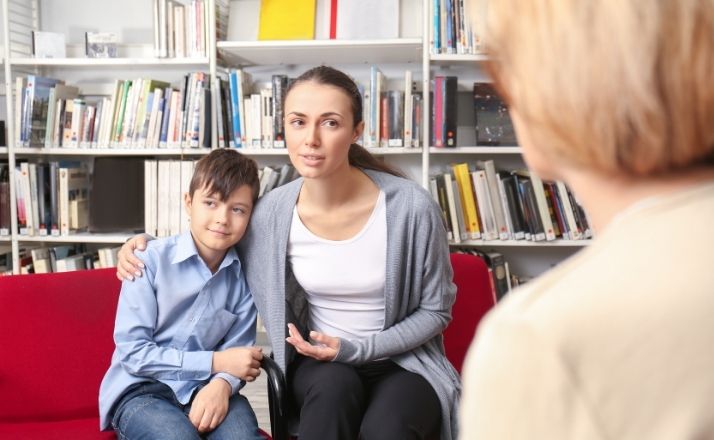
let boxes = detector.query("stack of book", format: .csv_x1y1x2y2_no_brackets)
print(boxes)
430,160,593,244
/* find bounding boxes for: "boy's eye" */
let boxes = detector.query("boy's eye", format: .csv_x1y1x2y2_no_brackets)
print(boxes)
232,207,246,214
204,200,216,207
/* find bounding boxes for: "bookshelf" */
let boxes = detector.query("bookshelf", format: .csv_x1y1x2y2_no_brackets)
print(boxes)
0,0,589,279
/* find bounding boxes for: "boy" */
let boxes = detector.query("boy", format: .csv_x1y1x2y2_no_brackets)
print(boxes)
99,149,264,440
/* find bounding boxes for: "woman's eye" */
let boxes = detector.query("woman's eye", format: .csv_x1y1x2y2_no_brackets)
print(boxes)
289,119,304,127
323,120,338,127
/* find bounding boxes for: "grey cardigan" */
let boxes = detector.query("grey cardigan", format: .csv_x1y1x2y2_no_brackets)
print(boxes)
238,169,460,440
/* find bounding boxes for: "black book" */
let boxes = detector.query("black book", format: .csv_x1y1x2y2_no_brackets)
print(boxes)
473,82,517,146
444,76,458,147
89,157,144,233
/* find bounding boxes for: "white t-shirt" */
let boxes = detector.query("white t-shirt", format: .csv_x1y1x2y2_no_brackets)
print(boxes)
288,190,386,340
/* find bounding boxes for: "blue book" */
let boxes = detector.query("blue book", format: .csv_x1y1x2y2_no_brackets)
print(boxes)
158,87,173,147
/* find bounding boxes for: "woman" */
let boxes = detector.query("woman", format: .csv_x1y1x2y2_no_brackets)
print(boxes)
118,66,459,440
460,0,714,439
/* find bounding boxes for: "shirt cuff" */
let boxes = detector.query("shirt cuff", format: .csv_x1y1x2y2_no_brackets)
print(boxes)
180,350,213,381
213,372,244,394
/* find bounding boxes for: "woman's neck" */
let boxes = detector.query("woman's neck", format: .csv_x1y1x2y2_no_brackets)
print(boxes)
561,165,714,233
299,166,376,210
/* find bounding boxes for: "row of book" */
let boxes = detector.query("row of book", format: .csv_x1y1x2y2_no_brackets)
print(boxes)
218,68,425,150
431,160,592,244
362,68,423,149
16,73,211,150
153,0,220,58
6,156,299,238
433,79,517,148
2,244,121,275
430,0,481,55
12,161,90,237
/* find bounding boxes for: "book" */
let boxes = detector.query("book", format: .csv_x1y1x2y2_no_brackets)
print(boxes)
31,31,66,58
473,82,517,146
85,32,118,58
336,0,399,39
258,0,316,40
58,163,90,236
89,158,144,233
22,76,63,147
0,165,10,236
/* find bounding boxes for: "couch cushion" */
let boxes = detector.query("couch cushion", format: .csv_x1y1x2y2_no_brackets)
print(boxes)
0,268,121,422
0,418,116,440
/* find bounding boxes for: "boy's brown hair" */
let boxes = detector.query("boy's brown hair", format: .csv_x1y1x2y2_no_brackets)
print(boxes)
189,149,260,203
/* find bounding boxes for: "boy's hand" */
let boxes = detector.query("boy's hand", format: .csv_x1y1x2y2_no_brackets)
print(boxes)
212,347,263,381
116,234,150,281
189,378,231,433
286,323,340,361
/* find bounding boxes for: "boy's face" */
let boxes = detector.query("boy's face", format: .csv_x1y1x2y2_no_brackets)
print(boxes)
184,184,254,266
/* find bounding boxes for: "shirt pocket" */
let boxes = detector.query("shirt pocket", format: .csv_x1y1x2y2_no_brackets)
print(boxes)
191,308,239,349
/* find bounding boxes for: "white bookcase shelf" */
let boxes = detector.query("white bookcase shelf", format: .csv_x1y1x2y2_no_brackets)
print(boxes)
217,38,423,66
13,148,211,157
429,53,490,64
453,239,589,247
9,57,210,68
17,233,134,244
430,146,522,154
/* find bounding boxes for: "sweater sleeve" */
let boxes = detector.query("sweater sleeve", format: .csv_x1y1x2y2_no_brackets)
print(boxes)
333,189,456,364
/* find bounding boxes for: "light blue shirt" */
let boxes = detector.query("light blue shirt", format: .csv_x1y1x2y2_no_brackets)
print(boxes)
98,231,257,430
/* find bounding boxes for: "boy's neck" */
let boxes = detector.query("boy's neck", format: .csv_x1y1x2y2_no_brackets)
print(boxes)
192,239,228,274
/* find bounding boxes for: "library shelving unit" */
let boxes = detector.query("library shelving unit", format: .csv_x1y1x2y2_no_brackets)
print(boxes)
1,0,216,273
0,0,589,277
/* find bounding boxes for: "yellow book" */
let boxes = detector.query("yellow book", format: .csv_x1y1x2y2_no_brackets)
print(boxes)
452,163,482,239
258,0,316,40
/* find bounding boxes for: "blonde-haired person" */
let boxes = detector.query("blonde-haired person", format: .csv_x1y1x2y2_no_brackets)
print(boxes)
460,0,714,439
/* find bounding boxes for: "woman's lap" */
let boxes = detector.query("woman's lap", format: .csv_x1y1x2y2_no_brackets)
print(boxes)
289,355,441,440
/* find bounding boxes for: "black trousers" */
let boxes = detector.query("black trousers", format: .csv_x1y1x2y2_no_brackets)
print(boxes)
288,355,441,440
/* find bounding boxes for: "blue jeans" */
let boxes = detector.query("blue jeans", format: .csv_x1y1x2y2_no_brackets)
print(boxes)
111,381,263,440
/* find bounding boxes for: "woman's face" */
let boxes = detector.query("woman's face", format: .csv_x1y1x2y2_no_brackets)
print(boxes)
284,81,363,180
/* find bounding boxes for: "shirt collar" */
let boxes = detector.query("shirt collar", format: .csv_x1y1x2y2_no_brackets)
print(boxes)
172,230,241,278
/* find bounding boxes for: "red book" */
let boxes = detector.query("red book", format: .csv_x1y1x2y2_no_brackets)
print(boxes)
329,0,338,39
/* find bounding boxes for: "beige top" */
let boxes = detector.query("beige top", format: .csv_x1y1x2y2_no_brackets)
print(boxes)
460,180,714,440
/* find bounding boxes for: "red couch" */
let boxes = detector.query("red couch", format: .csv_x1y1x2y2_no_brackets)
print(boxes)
0,268,120,439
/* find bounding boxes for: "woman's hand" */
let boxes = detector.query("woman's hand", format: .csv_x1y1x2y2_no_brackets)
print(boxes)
286,323,340,361
116,234,150,281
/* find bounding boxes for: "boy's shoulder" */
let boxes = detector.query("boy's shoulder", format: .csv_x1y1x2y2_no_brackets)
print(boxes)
136,234,182,269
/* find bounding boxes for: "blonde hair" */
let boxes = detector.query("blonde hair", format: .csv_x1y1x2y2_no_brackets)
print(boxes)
473,0,714,175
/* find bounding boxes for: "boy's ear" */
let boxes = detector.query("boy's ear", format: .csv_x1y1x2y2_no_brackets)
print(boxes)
183,192,192,216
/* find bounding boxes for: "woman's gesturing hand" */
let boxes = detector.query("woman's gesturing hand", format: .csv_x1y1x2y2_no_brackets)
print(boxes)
286,323,340,361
